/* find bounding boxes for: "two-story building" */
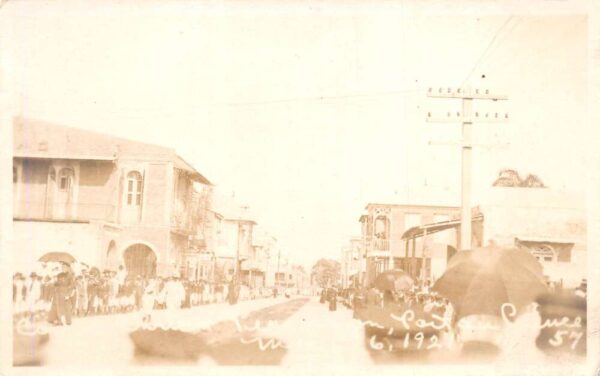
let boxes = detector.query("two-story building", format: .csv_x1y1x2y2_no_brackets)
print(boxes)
13,117,211,278
397,187,586,288
208,193,257,283
340,237,362,288
358,203,464,286
242,227,276,288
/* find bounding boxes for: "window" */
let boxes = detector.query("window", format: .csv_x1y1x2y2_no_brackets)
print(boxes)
127,171,143,206
58,168,74,192
530,245,556,263
374,216,390,239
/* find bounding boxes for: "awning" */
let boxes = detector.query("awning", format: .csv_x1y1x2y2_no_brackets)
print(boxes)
401,214,484,240
174,155,212,185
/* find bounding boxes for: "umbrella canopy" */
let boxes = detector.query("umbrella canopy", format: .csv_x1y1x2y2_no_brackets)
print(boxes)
374,269,414,292
38,252,76,264
432,245,547,320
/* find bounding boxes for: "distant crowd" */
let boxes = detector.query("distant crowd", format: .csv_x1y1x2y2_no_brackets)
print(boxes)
12,262,280,326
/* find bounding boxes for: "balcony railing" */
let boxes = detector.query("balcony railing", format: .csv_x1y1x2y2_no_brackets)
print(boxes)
13,201,117,222
171,210,194,232
372,238,390,251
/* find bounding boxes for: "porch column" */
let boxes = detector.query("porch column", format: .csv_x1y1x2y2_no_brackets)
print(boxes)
422,229,428,281
411,237,416,279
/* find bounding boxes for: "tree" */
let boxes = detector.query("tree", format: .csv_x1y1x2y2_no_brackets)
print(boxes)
310,259,341,288
492,169,546,188
492,169,521,187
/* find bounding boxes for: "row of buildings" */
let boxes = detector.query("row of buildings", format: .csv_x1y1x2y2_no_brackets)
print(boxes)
12,117,306,288
340,170,587,289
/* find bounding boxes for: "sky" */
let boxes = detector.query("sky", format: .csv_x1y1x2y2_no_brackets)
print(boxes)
1,1,588,270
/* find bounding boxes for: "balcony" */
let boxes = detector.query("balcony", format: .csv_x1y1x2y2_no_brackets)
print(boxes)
372,238,390,251
13,201,117,222
171,210,194,233
241,258,266,272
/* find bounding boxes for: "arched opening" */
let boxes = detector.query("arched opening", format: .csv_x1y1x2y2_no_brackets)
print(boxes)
123,243,156,278
374,216,390,239
530,244,556,263
106,240,118,271
374,215,390,251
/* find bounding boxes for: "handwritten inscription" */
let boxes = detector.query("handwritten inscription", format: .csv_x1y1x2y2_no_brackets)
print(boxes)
360,302,584,353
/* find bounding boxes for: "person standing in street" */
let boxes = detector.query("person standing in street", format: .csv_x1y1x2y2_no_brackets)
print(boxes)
27,273,42,319
227,279,238,305
133,276,145,311
108,271,120,314
328,288,337,311
86,274,99,315
117,265,127,292
141,278,157,323
165,274,186,319
74,275,88,317
52,272,75,325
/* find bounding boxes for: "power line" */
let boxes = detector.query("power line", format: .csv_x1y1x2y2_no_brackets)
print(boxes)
21,88,423,117
461,16,515,87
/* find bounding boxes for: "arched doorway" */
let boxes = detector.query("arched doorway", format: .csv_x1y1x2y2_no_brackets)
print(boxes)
106,241,118,271
123,244,157,278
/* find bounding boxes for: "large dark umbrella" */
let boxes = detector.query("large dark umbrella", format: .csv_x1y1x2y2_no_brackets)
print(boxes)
374,269,413,292
38,252,76,264
432,245,547,320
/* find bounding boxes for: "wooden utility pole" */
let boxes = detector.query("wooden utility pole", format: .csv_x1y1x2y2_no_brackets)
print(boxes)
276,248,280,288
427,86,508,251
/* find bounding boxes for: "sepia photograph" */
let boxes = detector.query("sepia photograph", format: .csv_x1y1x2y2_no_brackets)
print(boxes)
0,0,596,374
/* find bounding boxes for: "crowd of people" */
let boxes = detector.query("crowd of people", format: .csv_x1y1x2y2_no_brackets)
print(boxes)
323,280,454,321
12,262,278,327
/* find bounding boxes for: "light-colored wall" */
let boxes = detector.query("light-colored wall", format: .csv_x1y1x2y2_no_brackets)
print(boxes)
76,160,116,220
14,159,51,218
141,162,170,227
13,220,101,273
480,188,586,288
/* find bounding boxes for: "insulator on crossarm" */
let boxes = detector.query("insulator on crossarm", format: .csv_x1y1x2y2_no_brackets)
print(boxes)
476,89,479,94
486,89,490,94
485,113,489,118
505,113,509,119
428,112,431,117
428,88,432,93
438,88,442,93
475,112,479,117
457,88,462,93
447,112,451,117
447,88,451,93
456,112,460,117
495,113,498,118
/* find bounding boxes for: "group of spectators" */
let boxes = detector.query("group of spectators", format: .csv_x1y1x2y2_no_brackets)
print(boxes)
12,262,274,326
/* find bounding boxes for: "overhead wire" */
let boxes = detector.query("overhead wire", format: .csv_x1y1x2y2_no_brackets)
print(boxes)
461,15,516,88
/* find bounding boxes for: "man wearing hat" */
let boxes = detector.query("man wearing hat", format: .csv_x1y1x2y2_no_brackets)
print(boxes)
75,275,88,317
52,272,75,325
27,272,42,318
